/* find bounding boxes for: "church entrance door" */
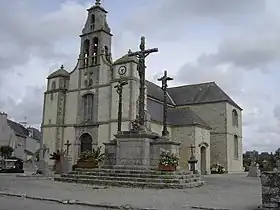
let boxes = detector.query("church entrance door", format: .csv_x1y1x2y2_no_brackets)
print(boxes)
80,133,93,153
200,146,207,175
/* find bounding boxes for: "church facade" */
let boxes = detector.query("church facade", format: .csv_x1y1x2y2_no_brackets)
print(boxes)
41,1,243,174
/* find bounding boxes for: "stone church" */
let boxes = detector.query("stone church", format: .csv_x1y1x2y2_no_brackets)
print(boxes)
41,1,243,174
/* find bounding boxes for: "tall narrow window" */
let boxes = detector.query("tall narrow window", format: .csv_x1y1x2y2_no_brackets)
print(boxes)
234,135,238,159
232,109,238,127
90,14,95,30
50,81,56,100
92,37,99,65
83,39,90,68
83,94,94,121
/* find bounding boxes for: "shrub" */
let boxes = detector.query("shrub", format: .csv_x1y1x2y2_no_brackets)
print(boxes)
78,146,105,164
158,149,179,167
210,163,226,174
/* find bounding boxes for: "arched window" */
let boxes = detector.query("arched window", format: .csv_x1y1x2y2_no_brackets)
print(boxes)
232,109,238,127
104,46,109,56
83,94,94,121
234,135,238,159
92,37,99,65
51,81,56,90
90,14,95,30
88,78,93,87
83,39,90,68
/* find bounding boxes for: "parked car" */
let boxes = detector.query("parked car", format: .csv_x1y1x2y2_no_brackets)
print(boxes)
0,157,24,173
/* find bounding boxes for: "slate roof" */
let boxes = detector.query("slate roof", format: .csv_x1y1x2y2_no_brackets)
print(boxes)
7,120,41,141
146,81,175,105
7,120,29,138
147,99,211,129
47,65,70,79
27,127,41,141
166,82,242,110
113,54,138,65
146,80,241,128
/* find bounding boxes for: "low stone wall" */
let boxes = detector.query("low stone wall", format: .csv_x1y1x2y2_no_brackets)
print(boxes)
261,171,280,208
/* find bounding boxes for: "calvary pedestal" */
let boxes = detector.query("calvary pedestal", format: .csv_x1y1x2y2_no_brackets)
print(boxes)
104,131,180,169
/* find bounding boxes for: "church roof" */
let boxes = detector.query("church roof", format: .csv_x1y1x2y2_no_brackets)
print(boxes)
147,99,211,129
146,81,175,105
113,54,138,65
167,82,242,110
47,65,70,79
146,81,242,110
7,119,30,138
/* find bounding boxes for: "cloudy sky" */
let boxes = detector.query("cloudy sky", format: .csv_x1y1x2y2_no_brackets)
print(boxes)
0,0,279,152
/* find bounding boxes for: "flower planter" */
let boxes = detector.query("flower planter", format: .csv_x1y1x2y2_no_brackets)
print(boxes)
211,171,225,174
158,164,176,171
77,160,98,169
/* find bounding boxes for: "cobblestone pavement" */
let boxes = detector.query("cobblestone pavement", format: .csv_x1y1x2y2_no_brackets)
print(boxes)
0,195,105,210
0,173,262,210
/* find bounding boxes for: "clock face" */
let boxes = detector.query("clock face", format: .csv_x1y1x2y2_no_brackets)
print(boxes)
118,66,127,75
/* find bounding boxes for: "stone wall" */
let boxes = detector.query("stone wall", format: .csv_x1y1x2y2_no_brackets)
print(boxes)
261,171,280,208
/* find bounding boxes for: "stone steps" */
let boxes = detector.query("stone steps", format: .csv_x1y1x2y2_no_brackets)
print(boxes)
55,177,204,189
69,171,196,179
55,168,204,189
61,174,200,184
74,168,191,175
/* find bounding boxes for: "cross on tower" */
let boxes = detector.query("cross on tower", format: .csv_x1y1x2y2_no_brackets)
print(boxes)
95,0,101,6
158,70,173,136
64,140,71,155
128,36,158,131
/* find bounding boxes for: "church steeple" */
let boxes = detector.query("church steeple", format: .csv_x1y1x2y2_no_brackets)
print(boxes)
79,0,112,69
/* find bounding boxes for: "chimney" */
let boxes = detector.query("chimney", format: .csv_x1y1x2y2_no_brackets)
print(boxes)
0,112,8,120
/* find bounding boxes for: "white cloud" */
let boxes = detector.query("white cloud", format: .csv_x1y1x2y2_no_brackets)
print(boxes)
0,0,279,153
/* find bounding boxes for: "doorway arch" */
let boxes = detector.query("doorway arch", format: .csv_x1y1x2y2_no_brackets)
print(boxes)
80,133,93,153
200,146,207,175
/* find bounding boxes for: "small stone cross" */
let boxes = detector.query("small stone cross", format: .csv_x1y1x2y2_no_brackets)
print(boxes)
64,140,71,155
189,144,196,157
158,70,173,91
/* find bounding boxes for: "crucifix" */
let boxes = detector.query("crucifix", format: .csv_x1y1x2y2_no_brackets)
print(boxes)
158,70,173,136
64,140,71,155
114,80,128,132
128,36,158,131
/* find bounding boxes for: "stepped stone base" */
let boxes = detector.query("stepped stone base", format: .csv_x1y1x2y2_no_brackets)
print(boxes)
54,167,204,189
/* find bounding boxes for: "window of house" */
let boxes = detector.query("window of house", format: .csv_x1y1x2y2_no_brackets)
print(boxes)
83,94,94,121
232,109,238,127
234,135,238,159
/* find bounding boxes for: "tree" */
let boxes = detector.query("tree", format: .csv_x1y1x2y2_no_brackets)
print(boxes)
0,145,14,159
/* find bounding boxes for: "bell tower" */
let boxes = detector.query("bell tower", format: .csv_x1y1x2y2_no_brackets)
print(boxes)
78,0,112,76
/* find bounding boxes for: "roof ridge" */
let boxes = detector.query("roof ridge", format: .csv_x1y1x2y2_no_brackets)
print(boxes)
167,81,215,89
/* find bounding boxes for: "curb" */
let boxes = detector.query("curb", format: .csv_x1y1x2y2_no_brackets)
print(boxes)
15,175,55,180
189,206,231,210
0,191,157,210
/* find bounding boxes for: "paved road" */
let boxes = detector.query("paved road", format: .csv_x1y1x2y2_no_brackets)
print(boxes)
0,195,105,210
0,173,262,210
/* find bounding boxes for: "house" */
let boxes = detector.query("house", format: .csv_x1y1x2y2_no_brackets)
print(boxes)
0,112,41,160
